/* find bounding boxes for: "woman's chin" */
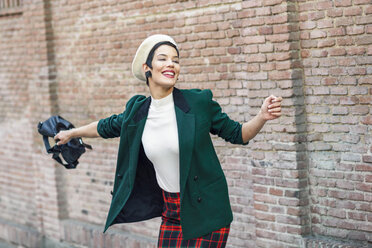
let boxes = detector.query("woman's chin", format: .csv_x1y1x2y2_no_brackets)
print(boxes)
156,81,177,88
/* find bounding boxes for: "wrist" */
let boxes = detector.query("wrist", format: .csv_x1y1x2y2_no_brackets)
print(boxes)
68,128,76,139
257,110,267,122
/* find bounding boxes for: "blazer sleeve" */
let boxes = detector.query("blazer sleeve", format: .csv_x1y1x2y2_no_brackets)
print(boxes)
97,112,124,139
97,95,141,139
207,90,249,145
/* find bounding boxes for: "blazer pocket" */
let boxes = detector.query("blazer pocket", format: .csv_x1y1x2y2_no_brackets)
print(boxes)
200,177,230,218
201,176,225,193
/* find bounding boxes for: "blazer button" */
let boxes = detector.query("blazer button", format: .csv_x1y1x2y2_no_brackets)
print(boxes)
194,175,198,181
117,174,123,179
197,197,202,203
110,191,113,195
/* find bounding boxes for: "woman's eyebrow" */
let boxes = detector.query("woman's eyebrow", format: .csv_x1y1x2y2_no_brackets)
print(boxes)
157,53,179,59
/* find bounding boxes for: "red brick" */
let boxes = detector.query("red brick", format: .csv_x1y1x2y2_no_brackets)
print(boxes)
354,0,371,4
335,0,352,7
270,33,293,43
254,193,277,204
259,43,274,52
263,0,282,6
269,70,291,80
327,9,343,17
256,7,271,16
337,37,354,46
328,208,347,218
227,47,241,54
255,212,276,221
328,28,346,37
242,0,262,8
310,30,327,39
348,68,367,75
345,7,363,16
254,176,275,186
346,47,366,55
266,14,288,24
254,203,269,211
362,155,372,163
355,164,372,171
318,39,336,48
277,215,301,225
356,16,372,25
269,188,283,196
316,1,333,10
336,180,355,190
356,182,372,192
329,48,346,56
299,2,314,11
335,18,354,27
274,24,297,34
317,19,333,29
258,26,273,35
243,18,265,27
300,21,316,30
238,10,255,19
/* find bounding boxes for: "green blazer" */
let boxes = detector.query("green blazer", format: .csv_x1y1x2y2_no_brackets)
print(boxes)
97,87,248,240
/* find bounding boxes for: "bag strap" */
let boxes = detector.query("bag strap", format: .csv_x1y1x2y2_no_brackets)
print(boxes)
43,135,52,153
42,134,78,169
77,138,92,150
52,152,78,169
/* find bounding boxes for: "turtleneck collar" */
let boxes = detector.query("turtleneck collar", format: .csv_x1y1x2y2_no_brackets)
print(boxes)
150,92,174,110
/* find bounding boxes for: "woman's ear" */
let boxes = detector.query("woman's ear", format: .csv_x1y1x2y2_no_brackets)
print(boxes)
143,63,151,74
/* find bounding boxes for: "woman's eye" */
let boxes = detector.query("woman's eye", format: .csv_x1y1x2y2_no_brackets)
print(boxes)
173,60,179,64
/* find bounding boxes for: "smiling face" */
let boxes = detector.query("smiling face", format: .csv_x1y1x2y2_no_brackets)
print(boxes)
143,44,180,94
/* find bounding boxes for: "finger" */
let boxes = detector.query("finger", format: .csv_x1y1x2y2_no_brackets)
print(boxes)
268,102,281,109
270,112,282,117
267,95,276,102
54,134,61,145
272,96,282,102
268,107,281,113
270,112,282,116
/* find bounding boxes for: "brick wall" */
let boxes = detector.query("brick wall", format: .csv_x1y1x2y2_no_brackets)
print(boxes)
299,0,372,245
0,0,370,247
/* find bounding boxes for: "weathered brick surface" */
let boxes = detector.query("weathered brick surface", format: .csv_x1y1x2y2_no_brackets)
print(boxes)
0,0,370,247
299,0,372,247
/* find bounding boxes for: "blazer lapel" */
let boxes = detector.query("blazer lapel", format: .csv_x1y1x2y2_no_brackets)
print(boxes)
173,88,195,201
126,97,151,186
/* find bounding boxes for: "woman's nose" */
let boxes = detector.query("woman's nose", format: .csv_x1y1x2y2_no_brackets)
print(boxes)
166,59,175,67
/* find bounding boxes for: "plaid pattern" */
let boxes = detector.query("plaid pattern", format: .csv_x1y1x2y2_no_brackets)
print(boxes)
158,190,230,248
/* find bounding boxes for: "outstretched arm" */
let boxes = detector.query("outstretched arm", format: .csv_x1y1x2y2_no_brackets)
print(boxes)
242,95,282,143
54,121,100,145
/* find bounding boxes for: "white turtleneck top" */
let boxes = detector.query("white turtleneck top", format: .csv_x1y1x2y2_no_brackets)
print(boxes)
141,92,180,193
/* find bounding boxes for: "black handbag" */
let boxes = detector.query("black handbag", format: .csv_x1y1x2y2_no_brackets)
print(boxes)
37,116,92,169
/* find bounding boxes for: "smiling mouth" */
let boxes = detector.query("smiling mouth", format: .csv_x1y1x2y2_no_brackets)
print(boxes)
162,71,175,78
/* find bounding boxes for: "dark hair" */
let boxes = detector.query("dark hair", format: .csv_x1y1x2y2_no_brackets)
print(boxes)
145,41,179,86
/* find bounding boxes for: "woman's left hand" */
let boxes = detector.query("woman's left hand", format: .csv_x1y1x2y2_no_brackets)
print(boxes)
259,95,282,121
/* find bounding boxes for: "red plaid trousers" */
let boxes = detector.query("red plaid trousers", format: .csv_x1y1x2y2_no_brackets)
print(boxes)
158,190,230,248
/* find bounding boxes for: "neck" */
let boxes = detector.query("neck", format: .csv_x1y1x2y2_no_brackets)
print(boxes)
149,84,174,99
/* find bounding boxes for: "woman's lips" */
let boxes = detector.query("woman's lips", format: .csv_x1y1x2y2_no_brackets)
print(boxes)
162,70,175,78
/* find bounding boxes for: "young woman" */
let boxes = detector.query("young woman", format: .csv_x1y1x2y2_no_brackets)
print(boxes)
54,34,282,248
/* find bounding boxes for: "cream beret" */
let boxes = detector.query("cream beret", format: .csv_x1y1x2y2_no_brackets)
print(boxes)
132,34,178,81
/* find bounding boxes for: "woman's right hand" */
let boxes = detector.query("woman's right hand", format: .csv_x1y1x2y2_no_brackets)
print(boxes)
54,129,73,146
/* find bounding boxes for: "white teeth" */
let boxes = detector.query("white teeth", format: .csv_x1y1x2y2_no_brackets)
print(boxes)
163,71,175,76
